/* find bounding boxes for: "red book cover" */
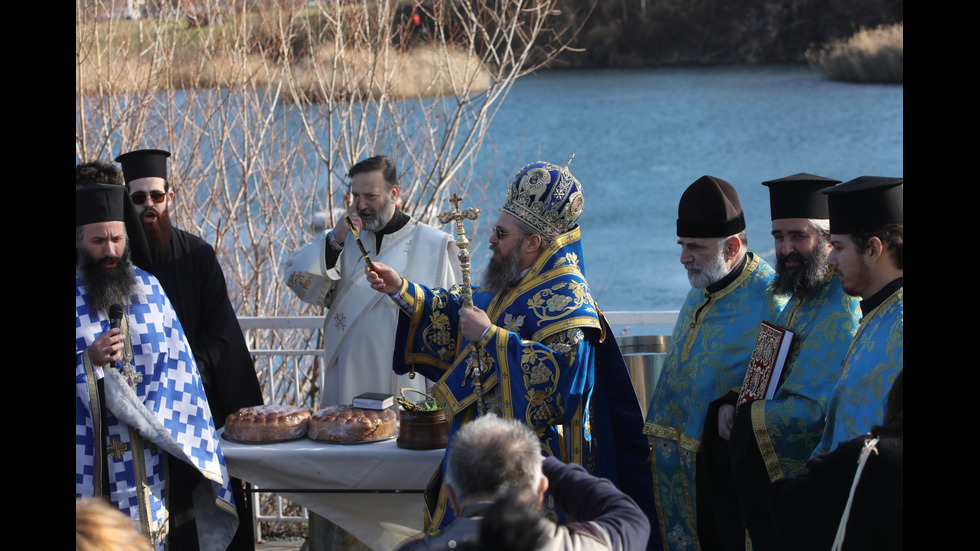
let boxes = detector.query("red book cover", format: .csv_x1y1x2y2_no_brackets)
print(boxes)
737,321,795,409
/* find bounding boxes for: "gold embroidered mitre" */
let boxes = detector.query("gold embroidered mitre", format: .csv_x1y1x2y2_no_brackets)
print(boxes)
502,160,585,239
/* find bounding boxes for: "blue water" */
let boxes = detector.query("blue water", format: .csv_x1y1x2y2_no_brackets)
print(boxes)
78,64,903,319
465,64,903,313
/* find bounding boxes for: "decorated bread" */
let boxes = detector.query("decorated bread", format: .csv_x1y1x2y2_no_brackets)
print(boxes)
308,405,398,442
224,405,311,443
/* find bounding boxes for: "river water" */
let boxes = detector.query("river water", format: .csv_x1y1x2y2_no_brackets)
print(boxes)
470,64,903,315
79,63,903,321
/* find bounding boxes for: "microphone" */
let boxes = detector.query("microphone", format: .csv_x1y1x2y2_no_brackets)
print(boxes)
108,304,123,366
109,304,124,332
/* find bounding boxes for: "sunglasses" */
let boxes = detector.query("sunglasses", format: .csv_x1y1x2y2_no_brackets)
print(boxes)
130,191,167,205
492,225,527,240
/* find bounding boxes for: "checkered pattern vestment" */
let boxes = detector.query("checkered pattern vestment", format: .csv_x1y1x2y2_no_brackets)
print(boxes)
76,268,236,549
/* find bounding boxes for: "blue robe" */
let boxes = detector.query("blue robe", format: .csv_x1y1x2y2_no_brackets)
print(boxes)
706,271,862,551
811,285,903,458
643,254,786,551
740,271,862,479
76,268,237,550
391,227,656,543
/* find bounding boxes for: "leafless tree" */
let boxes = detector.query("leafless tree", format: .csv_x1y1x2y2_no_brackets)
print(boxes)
77,0,580,408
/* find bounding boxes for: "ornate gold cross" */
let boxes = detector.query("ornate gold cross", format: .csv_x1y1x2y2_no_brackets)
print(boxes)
107,438,128,460
438,193,488,415
438,193,481,308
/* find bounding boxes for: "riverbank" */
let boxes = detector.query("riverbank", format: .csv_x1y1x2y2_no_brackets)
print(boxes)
75,4,492,100
76,1,902,101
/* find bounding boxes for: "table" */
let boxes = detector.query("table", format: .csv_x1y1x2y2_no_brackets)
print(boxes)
220,430,445,551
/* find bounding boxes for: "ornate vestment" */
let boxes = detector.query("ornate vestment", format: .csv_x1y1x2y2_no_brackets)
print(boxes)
643,254,786,551
75,269,237,550
704,271,861,551
285,218,459,406
810,285,903,458
391,227,654,537
736,271,862,478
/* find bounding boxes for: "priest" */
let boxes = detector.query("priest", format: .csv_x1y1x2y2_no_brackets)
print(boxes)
643,176,787,551
366,160,656,547
114,149,264,423
284,155,461,407
116,149,264,548
810,176,903,458
76,183,237,550
699,174,862,551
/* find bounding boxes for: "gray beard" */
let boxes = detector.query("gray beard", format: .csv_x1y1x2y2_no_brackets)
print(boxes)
685,248,729,289
359,194,395,233
480,240,525,296
78,246,140,315
773,247,830,296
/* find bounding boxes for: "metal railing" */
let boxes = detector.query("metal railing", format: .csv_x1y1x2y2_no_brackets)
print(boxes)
236,311,679,537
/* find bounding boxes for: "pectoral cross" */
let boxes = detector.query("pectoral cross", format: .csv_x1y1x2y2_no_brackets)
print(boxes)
121,361,142,389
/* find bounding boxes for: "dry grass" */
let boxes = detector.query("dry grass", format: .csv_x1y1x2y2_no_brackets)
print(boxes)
281,44,492,103
807,23,903,83
76,37,491,100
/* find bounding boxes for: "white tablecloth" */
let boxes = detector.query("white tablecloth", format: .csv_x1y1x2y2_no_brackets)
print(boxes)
220,430,444,550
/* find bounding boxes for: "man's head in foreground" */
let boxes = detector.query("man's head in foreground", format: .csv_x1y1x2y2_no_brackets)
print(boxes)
763,173,841,296
676,175,748,289
823,176,903,298
443,414,547,516
482,160,585,295
116,148,175,251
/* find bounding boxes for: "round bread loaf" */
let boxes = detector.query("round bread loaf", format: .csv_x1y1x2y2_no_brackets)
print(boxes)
309,405,398,442
224,405,311,443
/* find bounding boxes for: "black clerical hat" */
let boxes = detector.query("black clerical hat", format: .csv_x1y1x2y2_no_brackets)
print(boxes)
823,176,903,234
677,175,745,238
115,149,171,184
762,173,841,220
76,183,127,227
75,183,152,270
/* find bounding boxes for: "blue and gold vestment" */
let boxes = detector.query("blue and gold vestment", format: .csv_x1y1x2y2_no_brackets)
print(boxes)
710,271,862,551
76,269,237,550
391,227,655,540
643,254,786,551
810,284,903,458
740,271,862,479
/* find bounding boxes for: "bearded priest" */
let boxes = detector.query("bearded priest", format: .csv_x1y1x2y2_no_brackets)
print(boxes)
366,160,657,549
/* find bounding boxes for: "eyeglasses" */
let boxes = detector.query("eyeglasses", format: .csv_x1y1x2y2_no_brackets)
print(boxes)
492,225,527,240
130,191,167,205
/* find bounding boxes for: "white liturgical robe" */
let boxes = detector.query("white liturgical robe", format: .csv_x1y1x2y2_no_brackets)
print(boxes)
285,216,460,407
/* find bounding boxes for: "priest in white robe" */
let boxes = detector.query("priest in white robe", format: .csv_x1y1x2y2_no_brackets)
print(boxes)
284,155,461,408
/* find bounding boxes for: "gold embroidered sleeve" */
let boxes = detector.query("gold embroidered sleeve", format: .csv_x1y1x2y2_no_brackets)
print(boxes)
542,327,585,366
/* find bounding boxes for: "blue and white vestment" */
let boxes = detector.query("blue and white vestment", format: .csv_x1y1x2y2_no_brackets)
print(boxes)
76,268,237,550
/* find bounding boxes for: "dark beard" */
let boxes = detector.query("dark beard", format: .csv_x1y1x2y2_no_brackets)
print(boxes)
480,240,525,296
143,207,175,252
773,248,830,296
78,246,139,315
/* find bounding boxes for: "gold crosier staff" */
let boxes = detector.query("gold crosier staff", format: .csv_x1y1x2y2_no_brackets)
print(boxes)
438,194,489,416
